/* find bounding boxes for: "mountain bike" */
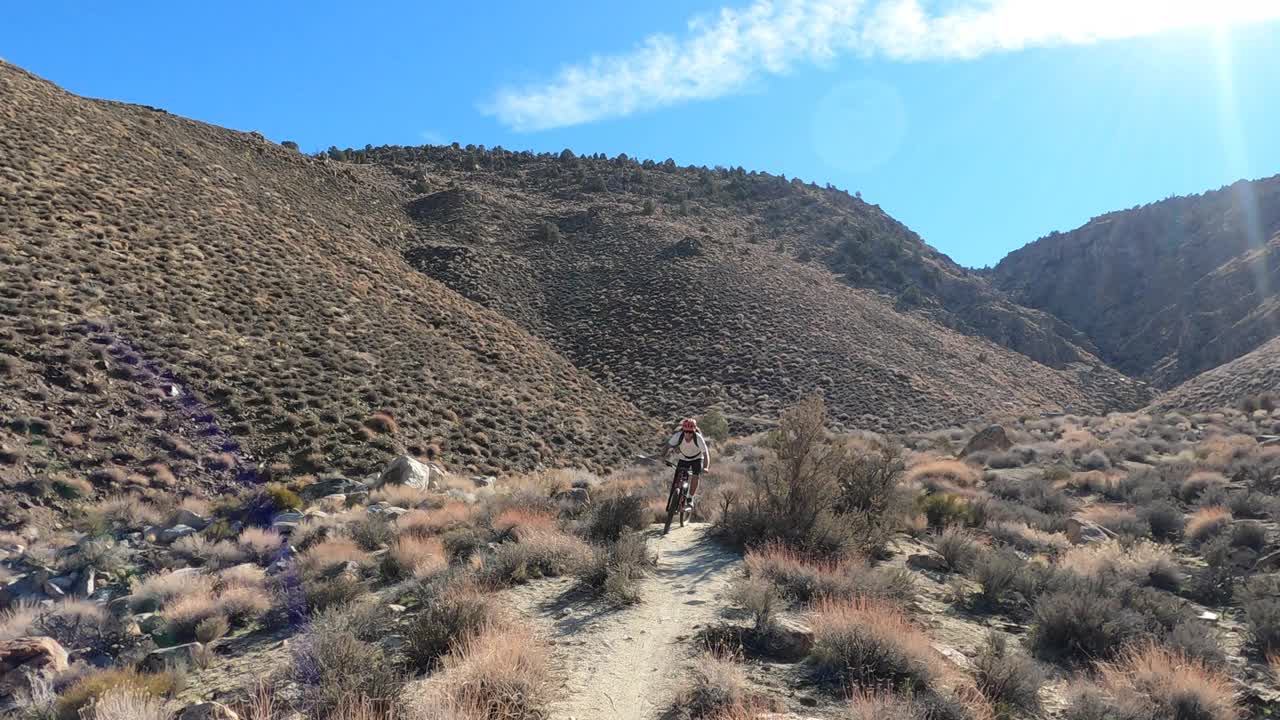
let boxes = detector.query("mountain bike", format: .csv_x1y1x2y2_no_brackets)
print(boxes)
663,460,692,534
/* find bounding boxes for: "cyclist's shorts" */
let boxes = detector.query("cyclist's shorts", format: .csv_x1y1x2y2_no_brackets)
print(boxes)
676,458,703,475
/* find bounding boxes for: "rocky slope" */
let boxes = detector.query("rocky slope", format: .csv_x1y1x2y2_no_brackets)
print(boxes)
352,145,1149,431
993,175,1280,387
1151,334,1280,412
0,59,657,515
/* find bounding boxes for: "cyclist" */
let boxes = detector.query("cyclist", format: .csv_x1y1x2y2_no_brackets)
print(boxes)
663,417,711,506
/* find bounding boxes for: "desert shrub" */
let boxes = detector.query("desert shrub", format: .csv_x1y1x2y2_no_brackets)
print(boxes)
195,615,229,644
292,603,403,717
1181,471,1228,502
55,668,180,720
1227,490,1273,519
717,397,905,559
743,543,913,605
676,651,755,719
700,410,730,442
1069,645,1238,720
490,507,559,541
973,634,1045,718
130,571,215,613
809,597,943,692
971,547,1029,610
576,531,653,605
1140,501,1184,541
1029,581,1143,664
1059,540,1183,591
347,514,396,551
730,575,781,632
1166,620,1227,667
1186,507,1232,544
441,526,485,563
905,459,980,489
919,494,978,529
986,521,1069,554
582,492,649,542
405,583,498,672
237,527,284,564
1079,450,1110,471
1242,574,1280,655
933,526,981,573
1077,505,1150,539
297,538,368,577
84,688,171,720
384,535,448,581
426,626,550,720
485,528,593,584
302,570,367,613
1230,520,1267,552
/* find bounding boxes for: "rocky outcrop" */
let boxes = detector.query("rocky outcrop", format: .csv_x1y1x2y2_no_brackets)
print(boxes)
0,636,68,698
961,425,1012,457
994,175,1280,388
377,455,443,491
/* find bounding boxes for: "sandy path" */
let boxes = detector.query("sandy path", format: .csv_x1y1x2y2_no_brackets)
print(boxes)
508,523,741,720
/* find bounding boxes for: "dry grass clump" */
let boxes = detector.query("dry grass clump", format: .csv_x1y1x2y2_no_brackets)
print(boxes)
576,530,655,605
1059,540,1182,590
675,651,772,719
296,538,369,576
130,570,216,613
386,535,448,580
1181,471,1228,501
84,688,171,720
1196,435,1256,471
905,458,981,489
293,601,404,717
406,581,500,672
809,596,946,692
55,668,181,720
0,600,39,640
161,583,271,641
237,526,284,559
933,525,982,572
486,527,594,584
846,691,932,720
423,625,550,720
1067,644,1238,720
972,634,1045,717
399,503,474,537
490,507,559,541
1076,504,1149,538
743,543,913,604
369,483,436,509
1185,506,1233,544
986,521,1069,554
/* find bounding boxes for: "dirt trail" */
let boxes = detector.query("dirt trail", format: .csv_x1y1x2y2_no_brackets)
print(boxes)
508,523,741,720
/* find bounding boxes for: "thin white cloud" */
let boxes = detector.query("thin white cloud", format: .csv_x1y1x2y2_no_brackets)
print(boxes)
484,0,1280,131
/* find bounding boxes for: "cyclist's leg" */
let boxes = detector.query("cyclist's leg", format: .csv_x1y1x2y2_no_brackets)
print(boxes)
687,458,702,500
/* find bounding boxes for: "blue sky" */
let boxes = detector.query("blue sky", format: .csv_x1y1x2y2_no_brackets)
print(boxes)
4,1,1279,267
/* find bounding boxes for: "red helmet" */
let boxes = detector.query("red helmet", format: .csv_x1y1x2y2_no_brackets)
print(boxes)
680,418,698,432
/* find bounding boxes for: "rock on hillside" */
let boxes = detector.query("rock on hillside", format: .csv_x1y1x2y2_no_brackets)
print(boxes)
1151,334,1280,412
994,175,1280,387
357,147,1149,430
0,60,655,515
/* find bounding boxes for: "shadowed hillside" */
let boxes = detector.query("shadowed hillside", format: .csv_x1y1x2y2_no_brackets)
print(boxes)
1152,334,1280,412
348,145,1149,431
0,60,657,518
994,175,1280,388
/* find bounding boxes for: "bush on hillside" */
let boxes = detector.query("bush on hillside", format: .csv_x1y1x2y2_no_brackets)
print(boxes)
717,395,905,558
583,493,649,542
292,603,403,716
1065,645,1238,720
699,409,730,442
405,582,498,672
973,634,1045,718
809,597,943,692
1243,574,1280,656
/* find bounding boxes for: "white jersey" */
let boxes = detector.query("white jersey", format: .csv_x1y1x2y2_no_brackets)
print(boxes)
667,430,710,464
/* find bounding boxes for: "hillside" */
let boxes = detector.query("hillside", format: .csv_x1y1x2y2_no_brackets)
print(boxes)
1151,333,1280,412
0,59,657,516
993,175,1280,388
347,145,1148,430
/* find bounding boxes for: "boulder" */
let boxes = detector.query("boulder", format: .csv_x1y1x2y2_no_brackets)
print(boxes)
0,636,68,698
301,475,361,501
178,701,241,720
907,553,951,573
366,503,407,518
471,475,496,488
377,455,442,490
74,567,95,597
171,509,211,531
270,512,304,533
140,642,204,672
961,425,1012,457
1065,518,1118,544
158,525,197,544
1256,548,1280,571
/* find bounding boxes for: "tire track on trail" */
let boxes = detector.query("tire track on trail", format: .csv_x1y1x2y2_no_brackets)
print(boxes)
507,523,741,720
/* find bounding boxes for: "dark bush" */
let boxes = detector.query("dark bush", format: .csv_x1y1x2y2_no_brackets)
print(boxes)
577,531,653,605
1029,580,1145,664
405,585,496,672
973,634,1045,717
1140,501,1184,541
292,603,403,716
972,547,1025,611
1230,520,1267,552
583,493,649,542
1242,574,1280,655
